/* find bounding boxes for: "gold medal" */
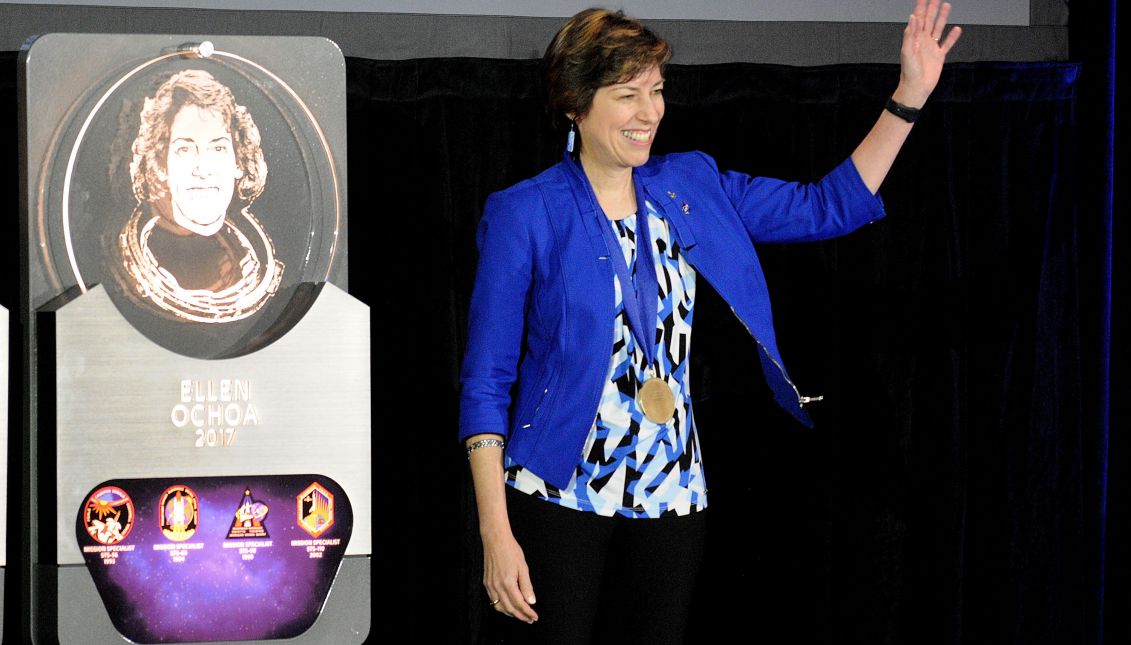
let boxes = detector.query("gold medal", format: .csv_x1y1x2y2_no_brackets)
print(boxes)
638,377,675,424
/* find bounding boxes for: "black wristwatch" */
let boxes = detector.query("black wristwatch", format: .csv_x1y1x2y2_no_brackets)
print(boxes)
884,96,921,123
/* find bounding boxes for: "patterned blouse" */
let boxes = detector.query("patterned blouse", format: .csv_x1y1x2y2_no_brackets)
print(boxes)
505,198,707,518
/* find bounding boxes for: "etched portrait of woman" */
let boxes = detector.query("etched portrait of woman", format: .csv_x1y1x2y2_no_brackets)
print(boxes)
29,39,345,359
118,69,284,323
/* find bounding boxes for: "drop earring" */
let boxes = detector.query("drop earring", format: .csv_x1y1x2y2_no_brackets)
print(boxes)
566,119,577,153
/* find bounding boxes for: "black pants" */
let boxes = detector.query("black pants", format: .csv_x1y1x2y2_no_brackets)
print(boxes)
491,486,707,645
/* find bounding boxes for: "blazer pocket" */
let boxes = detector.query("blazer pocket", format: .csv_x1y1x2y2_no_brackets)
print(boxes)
516,372,554,432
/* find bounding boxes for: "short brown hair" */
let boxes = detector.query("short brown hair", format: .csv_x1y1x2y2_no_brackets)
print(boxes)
543,8,671,127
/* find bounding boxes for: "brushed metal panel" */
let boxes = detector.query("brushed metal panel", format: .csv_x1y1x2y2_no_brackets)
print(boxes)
58,555,371,644
55,284,370,564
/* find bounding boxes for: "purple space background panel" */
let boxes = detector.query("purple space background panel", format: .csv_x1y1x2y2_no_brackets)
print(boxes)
77,475,352,643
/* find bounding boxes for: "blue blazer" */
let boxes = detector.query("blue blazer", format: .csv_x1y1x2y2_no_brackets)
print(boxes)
459,151,885,489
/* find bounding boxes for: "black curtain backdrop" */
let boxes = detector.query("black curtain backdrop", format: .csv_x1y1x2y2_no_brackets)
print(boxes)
0,52,1111,645
344,57,1099,644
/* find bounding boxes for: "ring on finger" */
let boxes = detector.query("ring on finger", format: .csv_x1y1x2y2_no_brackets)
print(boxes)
489,598,501,607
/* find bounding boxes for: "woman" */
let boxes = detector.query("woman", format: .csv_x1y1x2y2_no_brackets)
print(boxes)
460,2,961,642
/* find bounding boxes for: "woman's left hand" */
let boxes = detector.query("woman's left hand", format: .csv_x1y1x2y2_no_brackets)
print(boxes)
895,0,962,108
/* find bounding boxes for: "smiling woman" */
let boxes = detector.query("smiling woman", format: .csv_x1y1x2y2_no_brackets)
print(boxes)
459,3,961,644
573,66,665,211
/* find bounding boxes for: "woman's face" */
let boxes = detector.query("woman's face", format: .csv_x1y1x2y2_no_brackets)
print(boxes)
163,103,243,236
576,65,665,174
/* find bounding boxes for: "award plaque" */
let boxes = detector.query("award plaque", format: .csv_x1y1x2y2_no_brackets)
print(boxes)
20,34,369,643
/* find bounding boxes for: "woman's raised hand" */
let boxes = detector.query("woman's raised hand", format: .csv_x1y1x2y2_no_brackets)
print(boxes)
896,0,962,108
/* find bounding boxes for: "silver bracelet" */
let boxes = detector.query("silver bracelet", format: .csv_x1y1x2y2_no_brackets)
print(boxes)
465,438,505,459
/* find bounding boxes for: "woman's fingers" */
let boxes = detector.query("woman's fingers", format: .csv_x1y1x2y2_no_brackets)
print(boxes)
518,564,538,608
482,534,539,623
939,25,963,54
925,0,942,39
912,0,928,24
915,1,959,45
494,572,538,623
906,2,962,56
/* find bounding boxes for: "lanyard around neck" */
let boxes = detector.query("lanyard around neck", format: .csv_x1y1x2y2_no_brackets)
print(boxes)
593,176,661,371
